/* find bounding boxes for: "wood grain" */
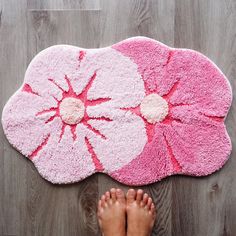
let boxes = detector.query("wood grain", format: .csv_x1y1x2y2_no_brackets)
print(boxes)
27,0,100,10
0,0,236,235
0,0,28,236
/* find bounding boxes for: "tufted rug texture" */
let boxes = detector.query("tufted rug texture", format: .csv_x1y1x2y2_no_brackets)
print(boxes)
1,37,232,185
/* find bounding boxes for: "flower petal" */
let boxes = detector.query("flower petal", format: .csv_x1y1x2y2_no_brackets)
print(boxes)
32,121,95,184
25,45,86,99
162,121,231,175
2,91,56,157
78,48,145,107
87,111,147,172
167,49,232,117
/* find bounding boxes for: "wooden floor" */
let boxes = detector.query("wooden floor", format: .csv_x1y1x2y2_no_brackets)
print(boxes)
0,0,236,235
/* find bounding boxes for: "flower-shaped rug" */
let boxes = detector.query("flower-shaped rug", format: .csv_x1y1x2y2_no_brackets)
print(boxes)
2,37,232,185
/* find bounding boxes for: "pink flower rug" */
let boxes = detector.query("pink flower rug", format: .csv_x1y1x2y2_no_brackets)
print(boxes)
2,37,232,185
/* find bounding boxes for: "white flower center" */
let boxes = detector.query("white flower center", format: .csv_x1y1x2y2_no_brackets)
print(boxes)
59,97,85,125
140,93,168,124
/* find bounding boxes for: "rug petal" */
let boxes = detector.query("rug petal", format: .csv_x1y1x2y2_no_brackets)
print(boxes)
87,111,147,172
78,47,145,107
25,45,86,99
32,123,95,184
163,121,232,176
2,91,56,157
167,49,232,118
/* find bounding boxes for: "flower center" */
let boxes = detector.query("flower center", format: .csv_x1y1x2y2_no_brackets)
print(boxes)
59,97,85,125
140,93,168,124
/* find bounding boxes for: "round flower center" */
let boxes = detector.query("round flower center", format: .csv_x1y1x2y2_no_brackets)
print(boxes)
140,93,168,124
59,97,85,125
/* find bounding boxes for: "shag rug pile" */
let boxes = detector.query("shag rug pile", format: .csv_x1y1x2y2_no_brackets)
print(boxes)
2,37,232,185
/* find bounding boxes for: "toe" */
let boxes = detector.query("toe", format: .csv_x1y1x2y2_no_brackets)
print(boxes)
98,199,102,211
101,195,106,207
105,191,110,200
116,189,125,203
141,193,148,207
147,197,153,209
136,189,143,204
110,188,117,202
151,203,157,219
142,193,149,205
126,189,136,205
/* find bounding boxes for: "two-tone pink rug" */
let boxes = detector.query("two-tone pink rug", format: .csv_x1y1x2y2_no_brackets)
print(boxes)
2,37,232,185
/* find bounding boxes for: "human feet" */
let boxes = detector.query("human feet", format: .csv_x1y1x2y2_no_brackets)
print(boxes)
126,189,156,236
97,188,126,236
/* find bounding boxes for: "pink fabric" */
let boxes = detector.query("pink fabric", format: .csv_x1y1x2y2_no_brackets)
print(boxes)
1,37,232,185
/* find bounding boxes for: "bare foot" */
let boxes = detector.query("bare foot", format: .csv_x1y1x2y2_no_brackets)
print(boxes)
126,189,156,236
97,188,126,236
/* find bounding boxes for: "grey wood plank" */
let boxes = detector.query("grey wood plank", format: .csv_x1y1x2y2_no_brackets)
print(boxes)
99,0,175,48
148,179,172,236
0,0,28,235
173,1,236,236
27,0,100,10
27,9,101,58
24,174,98,236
